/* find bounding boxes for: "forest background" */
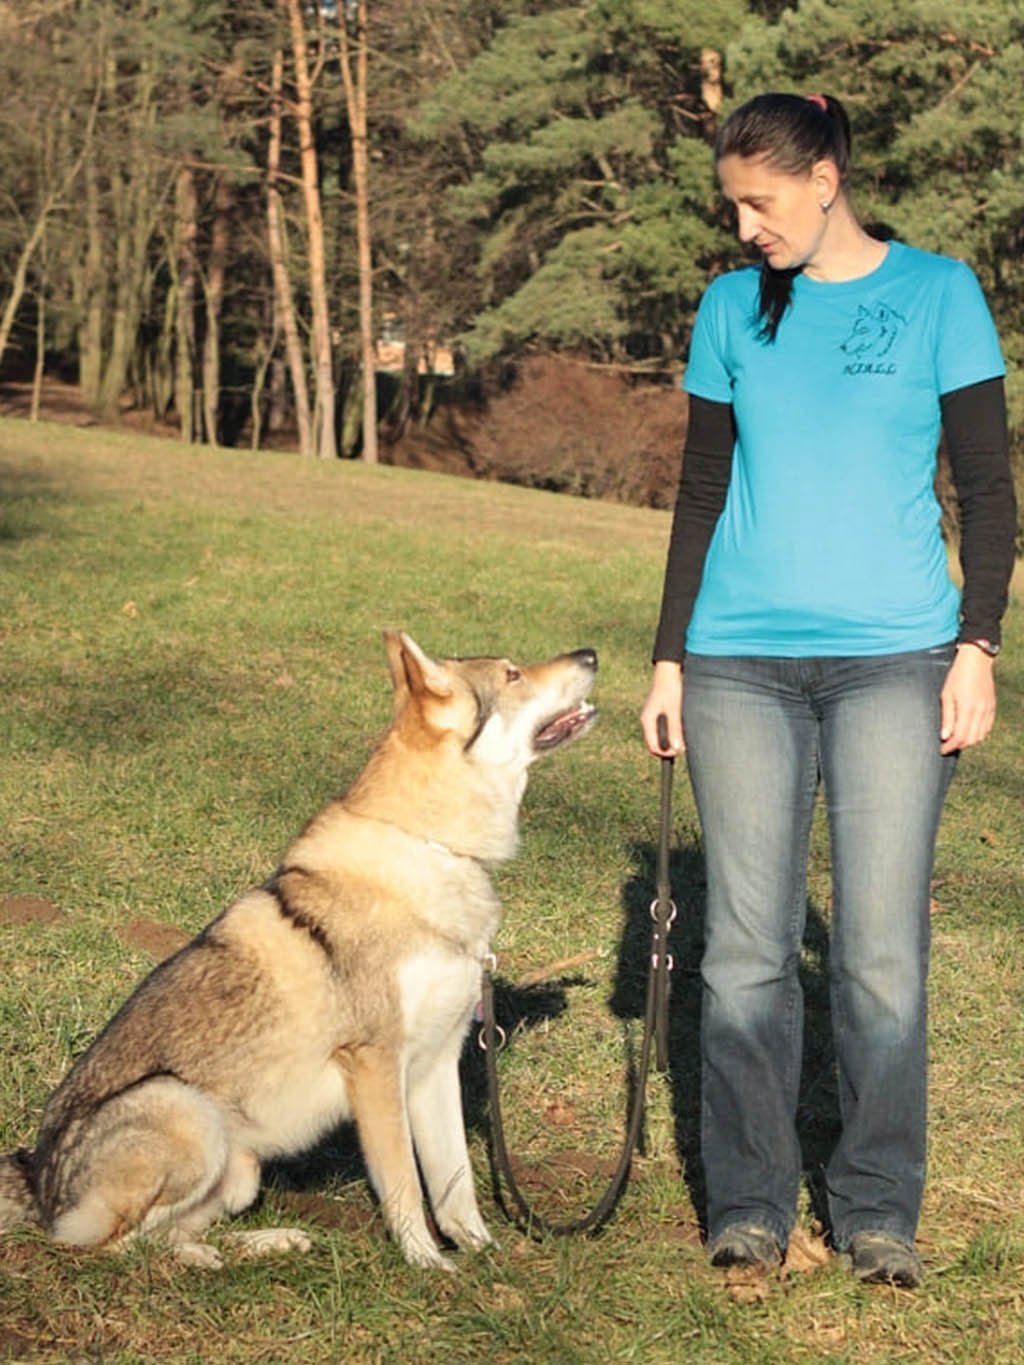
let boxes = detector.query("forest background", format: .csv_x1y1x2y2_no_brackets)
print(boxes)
1,0,1022,524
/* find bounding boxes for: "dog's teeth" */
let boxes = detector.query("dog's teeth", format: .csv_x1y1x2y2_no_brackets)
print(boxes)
534,702,597,750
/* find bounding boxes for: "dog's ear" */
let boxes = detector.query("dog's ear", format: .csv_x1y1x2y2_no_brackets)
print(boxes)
383,631,453,709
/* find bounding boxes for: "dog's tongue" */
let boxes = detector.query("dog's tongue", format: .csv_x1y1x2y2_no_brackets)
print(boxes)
534,703,595,750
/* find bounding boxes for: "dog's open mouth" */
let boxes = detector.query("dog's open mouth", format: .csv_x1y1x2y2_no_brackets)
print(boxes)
533,702,597,751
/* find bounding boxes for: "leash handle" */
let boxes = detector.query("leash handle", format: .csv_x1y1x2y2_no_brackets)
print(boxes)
656,712,671,753
653,714,675,1073
655,714,673,906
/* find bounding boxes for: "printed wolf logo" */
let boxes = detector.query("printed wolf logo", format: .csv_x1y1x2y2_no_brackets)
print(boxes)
840,302,907,360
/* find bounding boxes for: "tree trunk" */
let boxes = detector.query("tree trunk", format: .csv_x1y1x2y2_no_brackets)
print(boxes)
268,44,312,456
30,284,45,421
175,166,198,441
700,49,723,114
202,173,231,446
250,326,271,452
78,144,105,409
267,354,288,437
1,57,99,376
391,316,421,439
98,184,143,417
337,0,377,463
97,61,163,419
151,268,176,420
283,0,336,459
0,203,51,369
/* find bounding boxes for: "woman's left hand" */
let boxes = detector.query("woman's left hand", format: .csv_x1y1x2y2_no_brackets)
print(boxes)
939,645,998,754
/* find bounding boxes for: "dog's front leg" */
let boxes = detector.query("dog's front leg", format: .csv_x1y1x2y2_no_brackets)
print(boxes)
335,1043,451,1271
407,1035,493,1254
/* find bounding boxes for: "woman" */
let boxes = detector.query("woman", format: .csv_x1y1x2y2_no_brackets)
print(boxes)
641,92,1016,1288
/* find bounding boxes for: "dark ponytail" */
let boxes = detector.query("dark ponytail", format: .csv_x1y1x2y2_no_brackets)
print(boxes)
715,93,852,342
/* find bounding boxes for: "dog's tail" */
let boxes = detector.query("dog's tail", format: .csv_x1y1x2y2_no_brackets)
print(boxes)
0,1149,39,1230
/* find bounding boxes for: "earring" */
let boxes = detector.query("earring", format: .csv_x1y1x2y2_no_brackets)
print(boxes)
820,199,832,214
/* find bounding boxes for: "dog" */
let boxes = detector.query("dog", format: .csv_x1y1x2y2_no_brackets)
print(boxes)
0,632,597,1270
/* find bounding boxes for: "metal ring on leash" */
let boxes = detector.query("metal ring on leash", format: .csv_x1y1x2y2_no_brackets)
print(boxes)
478,1022,507,1052
650,896,677,926
480,712,677,1239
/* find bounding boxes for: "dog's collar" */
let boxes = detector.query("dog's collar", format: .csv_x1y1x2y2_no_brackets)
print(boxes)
421,834,494,867
424,835,478,862
349,812,484,866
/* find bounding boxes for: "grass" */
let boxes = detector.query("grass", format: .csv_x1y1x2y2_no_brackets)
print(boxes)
1,416,1022,1363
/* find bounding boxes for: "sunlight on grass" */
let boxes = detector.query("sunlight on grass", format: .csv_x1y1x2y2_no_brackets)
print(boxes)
1,418,1022,1362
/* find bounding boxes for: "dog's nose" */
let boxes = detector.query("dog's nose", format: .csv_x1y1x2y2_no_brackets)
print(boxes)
570,648,598,671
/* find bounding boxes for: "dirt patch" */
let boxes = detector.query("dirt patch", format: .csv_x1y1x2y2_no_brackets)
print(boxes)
0,895,66,927
0,1326,36,1360
0,378,181,440
658,1216,704,1248
509,1151,620,1189
268,1190,377,1236
783,1225,832,1275
115,918,190,960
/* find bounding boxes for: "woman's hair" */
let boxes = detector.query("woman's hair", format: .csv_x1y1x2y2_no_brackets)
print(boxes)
715,93,852,342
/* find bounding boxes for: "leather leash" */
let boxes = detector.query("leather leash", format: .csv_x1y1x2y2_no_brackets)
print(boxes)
480,714,677,1237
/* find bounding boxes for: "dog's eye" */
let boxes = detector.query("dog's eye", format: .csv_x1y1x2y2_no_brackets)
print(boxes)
505,666,522,683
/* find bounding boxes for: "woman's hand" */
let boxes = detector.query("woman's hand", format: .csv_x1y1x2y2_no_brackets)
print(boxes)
641,660,685,757
940,644,997,754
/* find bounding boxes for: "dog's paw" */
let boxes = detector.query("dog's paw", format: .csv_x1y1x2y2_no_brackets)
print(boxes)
172,1239,225,1270
226,1227,313,1259
443,1217,495,1253
433,1197,494,1253
398,1230,456,1272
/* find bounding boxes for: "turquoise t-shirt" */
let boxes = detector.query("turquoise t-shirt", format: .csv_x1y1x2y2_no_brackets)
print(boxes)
683,241,1006,656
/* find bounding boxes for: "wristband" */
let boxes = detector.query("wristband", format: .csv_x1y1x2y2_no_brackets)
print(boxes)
957,638,1000,658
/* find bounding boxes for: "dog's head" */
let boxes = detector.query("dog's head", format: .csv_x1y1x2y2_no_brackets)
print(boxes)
384,631,598,771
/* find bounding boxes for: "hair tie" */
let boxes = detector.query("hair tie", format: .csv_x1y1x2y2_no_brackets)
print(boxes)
806,93,828,112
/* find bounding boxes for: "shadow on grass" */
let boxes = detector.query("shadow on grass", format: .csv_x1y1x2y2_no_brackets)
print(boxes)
0,458,77,545
611,824,841,1243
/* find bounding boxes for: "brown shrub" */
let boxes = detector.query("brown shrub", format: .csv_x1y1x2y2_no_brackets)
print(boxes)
383,354,687,510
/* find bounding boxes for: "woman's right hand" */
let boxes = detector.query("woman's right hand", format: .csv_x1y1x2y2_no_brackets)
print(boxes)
640,660,685,757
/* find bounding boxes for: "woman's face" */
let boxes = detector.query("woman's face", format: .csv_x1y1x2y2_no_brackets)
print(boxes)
718,152,833,272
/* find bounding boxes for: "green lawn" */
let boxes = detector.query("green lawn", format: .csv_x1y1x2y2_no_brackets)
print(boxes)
1,418,1022,1362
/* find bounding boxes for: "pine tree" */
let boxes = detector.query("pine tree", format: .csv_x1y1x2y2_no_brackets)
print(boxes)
412,0,750,366
724,0,1024,431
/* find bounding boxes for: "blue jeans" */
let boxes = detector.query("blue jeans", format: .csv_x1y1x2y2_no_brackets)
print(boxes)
682,646,957,1253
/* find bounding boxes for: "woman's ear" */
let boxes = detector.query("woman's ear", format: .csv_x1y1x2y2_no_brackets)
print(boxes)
811,159,841,211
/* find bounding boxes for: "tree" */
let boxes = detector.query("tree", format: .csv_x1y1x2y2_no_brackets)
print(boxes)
0,0,1019,480
356,0,499,437
721,0,1024,429
267,42,313,455
0,3,101,370
282,0,337,459
411,1,750,366
337,0,377,463
174,166,199,440
201,172,232,445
